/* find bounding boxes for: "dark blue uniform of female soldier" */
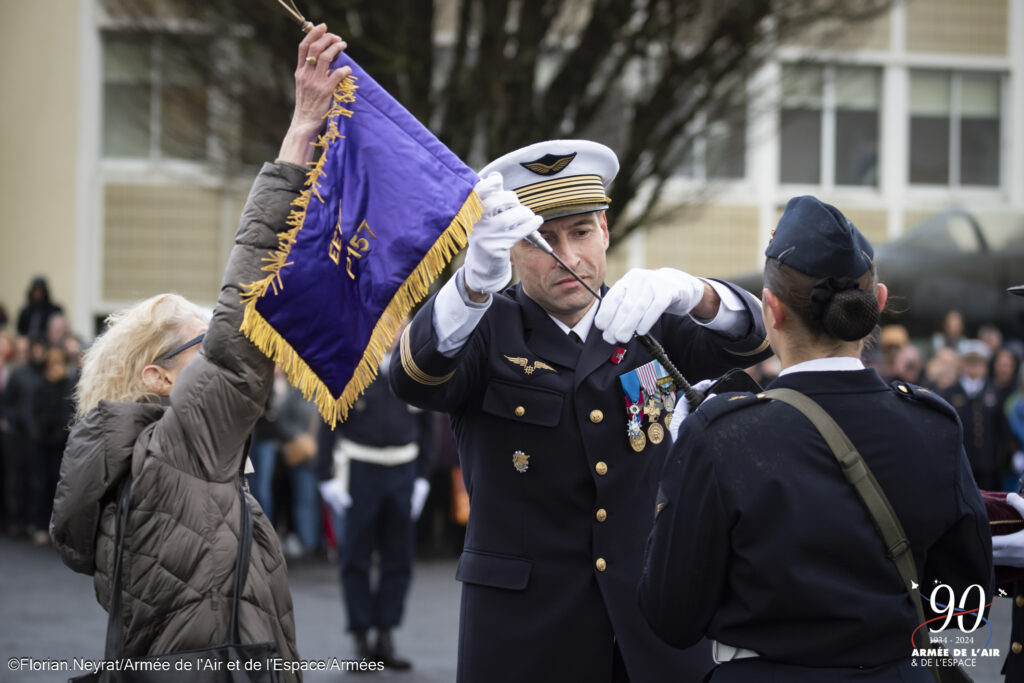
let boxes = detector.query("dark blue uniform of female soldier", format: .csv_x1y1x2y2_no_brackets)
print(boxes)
639,196,993,682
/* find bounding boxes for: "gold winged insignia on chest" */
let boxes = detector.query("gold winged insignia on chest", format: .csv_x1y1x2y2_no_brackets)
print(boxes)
504,355,557,376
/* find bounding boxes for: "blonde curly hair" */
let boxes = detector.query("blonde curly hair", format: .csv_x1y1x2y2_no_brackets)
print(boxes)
75,294,208,420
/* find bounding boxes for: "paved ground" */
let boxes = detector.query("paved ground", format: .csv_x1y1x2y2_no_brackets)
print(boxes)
0,536,1012,682
1,538,459,682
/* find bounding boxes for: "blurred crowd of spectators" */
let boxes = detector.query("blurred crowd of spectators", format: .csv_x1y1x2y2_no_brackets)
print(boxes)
749,308,1024,493
0,277,80,545
5,275,1019,554
0,275,468,561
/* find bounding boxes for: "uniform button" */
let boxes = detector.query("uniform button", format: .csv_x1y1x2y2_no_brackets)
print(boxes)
595,558,607,572
595,461,608,476
596,508,607,522
1017,595,1024,609
590,409,604,423
1013,642,1024,655
514,405,525,417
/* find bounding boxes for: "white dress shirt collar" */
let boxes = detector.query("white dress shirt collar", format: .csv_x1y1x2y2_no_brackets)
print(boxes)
778,356,865,376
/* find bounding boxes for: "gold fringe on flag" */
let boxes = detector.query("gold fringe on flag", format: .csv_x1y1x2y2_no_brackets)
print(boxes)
238,73,482,428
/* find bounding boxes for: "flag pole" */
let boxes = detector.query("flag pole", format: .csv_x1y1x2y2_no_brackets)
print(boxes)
274,0,315,33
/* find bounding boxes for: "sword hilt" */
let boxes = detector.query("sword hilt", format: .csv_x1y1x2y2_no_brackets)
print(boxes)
635,334,705,410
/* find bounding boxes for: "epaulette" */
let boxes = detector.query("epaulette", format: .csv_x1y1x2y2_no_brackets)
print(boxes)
695,391,763,426
889,380,958,420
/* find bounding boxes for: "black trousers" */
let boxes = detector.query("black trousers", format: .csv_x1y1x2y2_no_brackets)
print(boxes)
340,458,417,632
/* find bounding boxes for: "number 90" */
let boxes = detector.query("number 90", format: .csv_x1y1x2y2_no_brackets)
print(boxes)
929,584,986,633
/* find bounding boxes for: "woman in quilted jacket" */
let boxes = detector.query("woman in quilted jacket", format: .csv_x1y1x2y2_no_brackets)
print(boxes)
50,26,351,679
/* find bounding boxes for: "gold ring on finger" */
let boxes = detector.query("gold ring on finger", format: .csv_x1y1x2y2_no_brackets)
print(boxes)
306,56,317,65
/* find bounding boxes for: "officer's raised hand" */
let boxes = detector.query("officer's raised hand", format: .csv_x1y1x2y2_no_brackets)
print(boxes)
464,173,544,302
594,268,720,345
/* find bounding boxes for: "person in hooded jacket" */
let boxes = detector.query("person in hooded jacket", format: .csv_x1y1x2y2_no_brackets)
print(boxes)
16,276,63,340
49,26,353,679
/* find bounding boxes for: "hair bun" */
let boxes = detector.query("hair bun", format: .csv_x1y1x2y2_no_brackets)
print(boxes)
822,289,879,341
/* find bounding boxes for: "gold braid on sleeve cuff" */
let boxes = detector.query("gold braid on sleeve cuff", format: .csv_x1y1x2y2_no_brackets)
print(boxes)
400,326,455,386
726,335,770,357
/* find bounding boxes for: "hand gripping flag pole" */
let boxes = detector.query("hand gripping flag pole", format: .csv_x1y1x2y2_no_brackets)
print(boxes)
248,2,483,427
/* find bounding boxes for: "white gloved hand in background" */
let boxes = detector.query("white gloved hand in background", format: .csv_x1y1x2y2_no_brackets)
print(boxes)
992,492,1024,568
411,477,431,521
594,268,707,345
464,173,544,295
318,479,351,518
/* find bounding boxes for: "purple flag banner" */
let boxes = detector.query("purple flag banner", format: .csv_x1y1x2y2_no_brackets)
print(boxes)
240,54,481,427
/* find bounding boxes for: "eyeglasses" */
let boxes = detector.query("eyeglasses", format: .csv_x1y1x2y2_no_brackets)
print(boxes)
154,333,205,364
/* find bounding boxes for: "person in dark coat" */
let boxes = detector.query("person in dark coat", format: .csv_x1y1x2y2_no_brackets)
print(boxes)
390,139,772,683
639,196,993,682
2,336,46,538
28,346,75,544
941,340,1013,491
16,276,63,340
320,340,434,670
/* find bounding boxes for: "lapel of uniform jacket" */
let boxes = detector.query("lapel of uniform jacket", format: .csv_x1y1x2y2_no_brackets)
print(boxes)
513,286,582,372
572,286,618,390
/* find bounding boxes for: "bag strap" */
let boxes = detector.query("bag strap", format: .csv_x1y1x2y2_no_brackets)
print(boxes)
230,487,254,644
102,474,133,660
760,388,939,681
102,475,254,659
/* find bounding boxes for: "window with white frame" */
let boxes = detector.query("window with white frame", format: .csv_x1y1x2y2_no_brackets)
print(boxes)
779,64,881,187
102,31,210,162
909,70,1001,187
676,88,747,181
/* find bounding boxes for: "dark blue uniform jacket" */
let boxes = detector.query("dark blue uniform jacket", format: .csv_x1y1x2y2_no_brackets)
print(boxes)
640,369,993,672
390,280,771,683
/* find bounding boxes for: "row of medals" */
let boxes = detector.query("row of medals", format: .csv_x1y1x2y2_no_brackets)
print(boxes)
626,388,675,452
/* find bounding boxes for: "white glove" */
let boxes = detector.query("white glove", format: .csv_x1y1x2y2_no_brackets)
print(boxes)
667,379,716,443
410,477,431,521
464,173,544,294
594,268,707,345
992,493,1024,568
318,479,351,517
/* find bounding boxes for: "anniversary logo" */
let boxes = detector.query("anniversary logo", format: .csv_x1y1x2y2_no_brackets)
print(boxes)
910,582,1000,671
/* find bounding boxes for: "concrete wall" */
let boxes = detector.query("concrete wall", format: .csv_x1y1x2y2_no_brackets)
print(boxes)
0,1,82,331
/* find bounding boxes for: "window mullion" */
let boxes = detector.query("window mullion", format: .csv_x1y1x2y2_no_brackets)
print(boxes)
821,66,836,189
949,72,961,188
151,35,162,163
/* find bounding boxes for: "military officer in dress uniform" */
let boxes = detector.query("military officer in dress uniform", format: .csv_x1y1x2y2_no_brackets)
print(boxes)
389,139,772,683
993,285,1024,681
639,196,993,682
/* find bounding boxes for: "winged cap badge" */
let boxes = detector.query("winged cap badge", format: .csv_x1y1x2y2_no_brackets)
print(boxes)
521,152,577,176
504,355,557,376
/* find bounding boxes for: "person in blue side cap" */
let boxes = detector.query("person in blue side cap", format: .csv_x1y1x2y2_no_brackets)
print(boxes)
640,195,993,682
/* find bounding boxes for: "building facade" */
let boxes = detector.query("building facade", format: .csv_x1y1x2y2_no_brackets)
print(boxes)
1,0,1021,337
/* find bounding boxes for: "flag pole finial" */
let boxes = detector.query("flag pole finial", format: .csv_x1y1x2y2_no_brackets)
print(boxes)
275,0,315,32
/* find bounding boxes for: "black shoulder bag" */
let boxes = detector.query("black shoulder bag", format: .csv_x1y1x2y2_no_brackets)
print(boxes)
762,388,972,683
71,475,282,682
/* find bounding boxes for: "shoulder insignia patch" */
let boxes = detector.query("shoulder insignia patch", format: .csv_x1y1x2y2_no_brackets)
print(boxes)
504,354,557,376
889,381,958,420
521,152,577,176
696,391,762,425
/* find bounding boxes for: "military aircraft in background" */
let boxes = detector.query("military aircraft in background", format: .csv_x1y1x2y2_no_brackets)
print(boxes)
731,209,1024,338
